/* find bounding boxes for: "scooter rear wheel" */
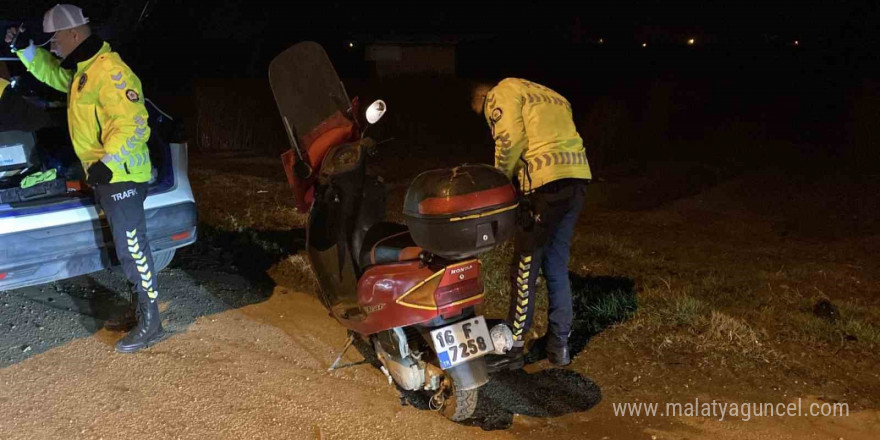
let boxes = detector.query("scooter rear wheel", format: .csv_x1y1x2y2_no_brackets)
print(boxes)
439,380,478,422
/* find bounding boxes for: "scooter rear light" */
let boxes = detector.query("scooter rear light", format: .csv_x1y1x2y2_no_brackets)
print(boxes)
395,259,484,310
434,260,483,307
434,277,483,307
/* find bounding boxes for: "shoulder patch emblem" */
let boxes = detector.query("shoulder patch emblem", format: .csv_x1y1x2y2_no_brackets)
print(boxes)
77,74,87,92
125,89,140,103
491,107,503,123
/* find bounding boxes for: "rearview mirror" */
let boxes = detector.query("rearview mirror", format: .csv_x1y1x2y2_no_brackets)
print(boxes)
365,100,386,124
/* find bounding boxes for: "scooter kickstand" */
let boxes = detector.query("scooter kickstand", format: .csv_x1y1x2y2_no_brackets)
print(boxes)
328,334,355,371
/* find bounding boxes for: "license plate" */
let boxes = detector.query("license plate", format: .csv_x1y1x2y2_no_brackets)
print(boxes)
430,316,495,369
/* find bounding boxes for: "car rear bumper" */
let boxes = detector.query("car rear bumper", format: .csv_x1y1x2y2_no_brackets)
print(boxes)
0,201,197,291
0,142,197,291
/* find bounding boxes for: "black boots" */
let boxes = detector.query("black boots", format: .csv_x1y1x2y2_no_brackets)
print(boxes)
546,336,571,366
485,347,524,373
486,340,571,372
114,296,165,353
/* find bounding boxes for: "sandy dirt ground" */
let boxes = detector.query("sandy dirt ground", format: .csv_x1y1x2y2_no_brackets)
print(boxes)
2,274,878,439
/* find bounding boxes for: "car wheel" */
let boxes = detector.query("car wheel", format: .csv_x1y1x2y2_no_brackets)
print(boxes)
152,249,176,272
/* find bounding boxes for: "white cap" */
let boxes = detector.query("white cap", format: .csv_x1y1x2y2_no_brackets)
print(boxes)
43,4,90,33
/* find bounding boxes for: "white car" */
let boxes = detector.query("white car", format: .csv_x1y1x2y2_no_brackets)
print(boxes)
0,101,197,291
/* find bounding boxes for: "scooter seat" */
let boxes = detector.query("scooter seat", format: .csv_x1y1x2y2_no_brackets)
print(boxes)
359,222,422,268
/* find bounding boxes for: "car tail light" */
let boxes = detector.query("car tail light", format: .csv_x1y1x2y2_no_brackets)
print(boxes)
171,231,191,241
0,272,6,281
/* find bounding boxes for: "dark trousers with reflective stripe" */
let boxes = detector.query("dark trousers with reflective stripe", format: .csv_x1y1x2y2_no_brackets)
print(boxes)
508,178,587,346
95,182,158,302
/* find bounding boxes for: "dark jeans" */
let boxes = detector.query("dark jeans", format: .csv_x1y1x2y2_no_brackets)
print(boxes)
94,181,158,303
507,178,587,346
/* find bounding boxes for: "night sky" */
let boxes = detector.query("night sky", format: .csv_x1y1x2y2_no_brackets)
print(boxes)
3,0,879,83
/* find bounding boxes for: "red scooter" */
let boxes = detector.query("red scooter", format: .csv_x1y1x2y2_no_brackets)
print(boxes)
269,42,516,421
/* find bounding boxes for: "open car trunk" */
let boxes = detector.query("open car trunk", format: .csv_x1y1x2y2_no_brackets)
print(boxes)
0,100,181,215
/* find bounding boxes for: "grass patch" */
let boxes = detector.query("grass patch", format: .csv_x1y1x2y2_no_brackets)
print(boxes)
635,283,710,330
479,241,513,306
838,301,880,346
841,317,880,345
785,298,880,348
618,280,781,363
669,294,708,327
570,274,638,337
701,311,766,357
189,168,306,232
477,223,874,370
268,254,319,294
579,232,646,261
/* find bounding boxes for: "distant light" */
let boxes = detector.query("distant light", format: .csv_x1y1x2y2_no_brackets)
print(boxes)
642,43,647,48
348,42,355,48
688,38,695,45
794,40,799,46
598,38,604,44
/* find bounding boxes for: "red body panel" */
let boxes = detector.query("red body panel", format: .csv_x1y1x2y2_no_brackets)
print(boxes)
334,260,484,336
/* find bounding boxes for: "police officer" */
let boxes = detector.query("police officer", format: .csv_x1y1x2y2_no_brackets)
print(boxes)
6,4,163,353
471,78,591,370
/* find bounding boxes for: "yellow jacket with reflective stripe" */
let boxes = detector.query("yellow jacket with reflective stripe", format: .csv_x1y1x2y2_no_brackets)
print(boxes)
16,42,151,184
485,78,591,192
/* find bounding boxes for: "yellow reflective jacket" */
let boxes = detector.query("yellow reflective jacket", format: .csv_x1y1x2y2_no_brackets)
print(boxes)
485,78,591,192
0,78,8,99
16,40,151,184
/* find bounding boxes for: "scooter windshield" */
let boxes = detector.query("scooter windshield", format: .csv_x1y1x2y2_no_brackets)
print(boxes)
268,41,353,152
